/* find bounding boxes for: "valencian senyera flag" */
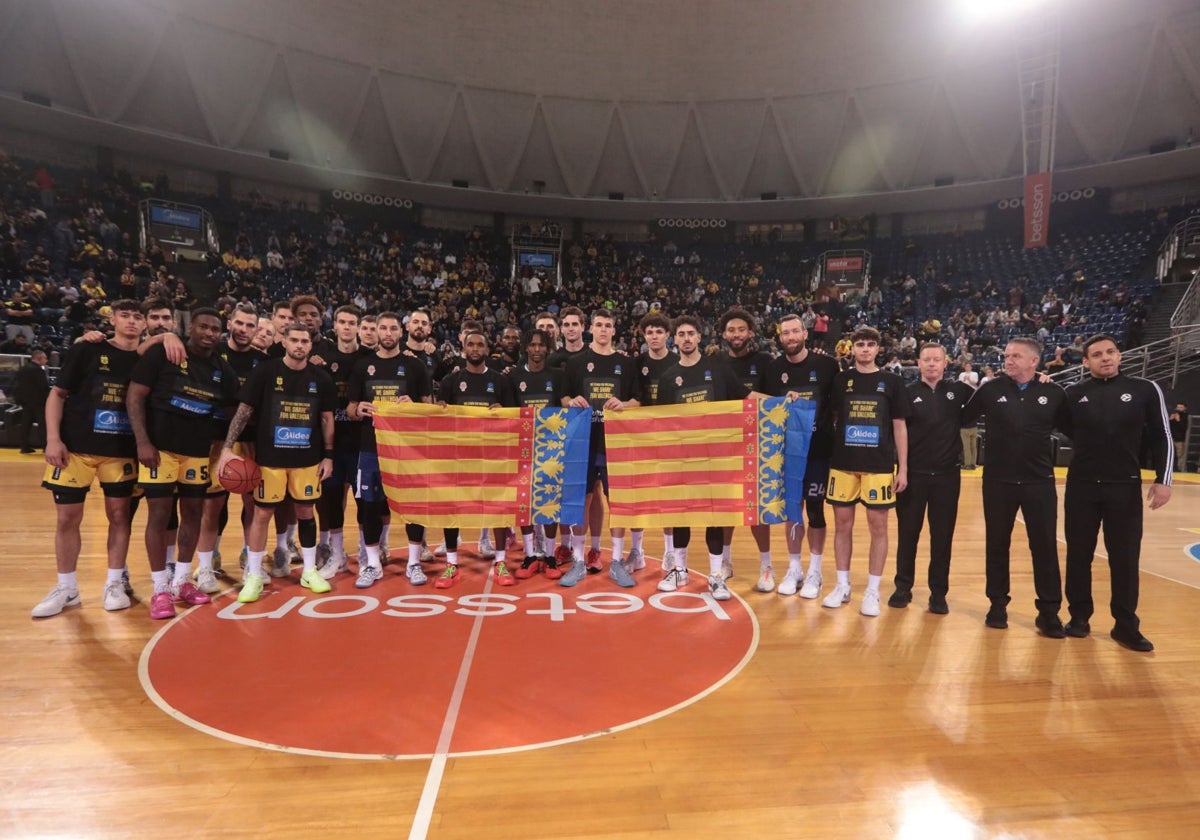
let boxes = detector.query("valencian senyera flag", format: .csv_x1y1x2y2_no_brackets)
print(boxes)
373,402,592,529
603,397,816,528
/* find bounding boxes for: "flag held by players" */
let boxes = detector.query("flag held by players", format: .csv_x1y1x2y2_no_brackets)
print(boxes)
374,402,592,528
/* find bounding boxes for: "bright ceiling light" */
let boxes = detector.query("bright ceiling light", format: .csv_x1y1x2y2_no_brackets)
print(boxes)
955,0,1049,25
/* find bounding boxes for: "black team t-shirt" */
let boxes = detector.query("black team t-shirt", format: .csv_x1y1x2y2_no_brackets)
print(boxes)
636,351,678,406
237,358,337,469
762,352,840,460
830,369,912,474
723,350,773,393
346,354,432,453
131,343,238,457
321,344,372,452
508,365,564,409
548,345,585,371
564,349,641,450
439,367,518,408
56,340,141,458
657,360,749,405
214,343,267,442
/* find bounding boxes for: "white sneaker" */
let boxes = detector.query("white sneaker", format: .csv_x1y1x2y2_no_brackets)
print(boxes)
776,569,802,596
419,543,435,563
799,570,823,600
407,563,428,586
709,574,731,601
316,543,332,566
269,547,290,578
722,557,734,580
860,589,881,617
318,552,348,580
103,581,131,611
657,568,689,592
32,585,81,618
355,564,383,589
822,582,851,609
754,567,776,593
379,541,390,564
433,541,447,557
627,547,645,571
478,533,496,559
195,568,221,595
661,548,674,571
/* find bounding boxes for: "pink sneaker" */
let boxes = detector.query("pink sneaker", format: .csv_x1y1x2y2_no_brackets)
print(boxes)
149,591,176,620
172,582,212,606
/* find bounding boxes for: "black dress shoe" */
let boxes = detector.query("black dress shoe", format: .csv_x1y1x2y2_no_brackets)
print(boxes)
19,447,35,454
887,589,912,609
1036,614,1066,639
928,594,949,614
985,606,1008,629
1110,628,1154,652
1064,620,1090,638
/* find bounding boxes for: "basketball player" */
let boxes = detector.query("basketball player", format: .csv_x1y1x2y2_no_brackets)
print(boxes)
824,327,910,616
218,324,336,603
127,308,239,619
436,330,519,588
251,317,276,352
562,309,641,587
548,306,586,370
357,314,378,351
32,299,145,618
761,314,840,597
635,312,678,570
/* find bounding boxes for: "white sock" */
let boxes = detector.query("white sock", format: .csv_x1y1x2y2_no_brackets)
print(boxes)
106,568,123,584
808,553,823,576
150,569,170,592
247,550,265,577
709,554,724,577
760,551,772,570
197,550,214,572
676,547,688,571
58,571,78,592
523,532,534,555
408,543,420,565
446,551,458,566
365,544,382,569
837,569,850,586
788,553,803,576
275,533,288,552
590,535,601,552
494,550,506,565
285,523,297,544
319,530,330,547
663,532,674,553
331,531,344,558
866,574,882,594
172,562,191,586
560,530,570,548
631,530,643,552
573,538,585,564
301,544,316,572
612,536,624,563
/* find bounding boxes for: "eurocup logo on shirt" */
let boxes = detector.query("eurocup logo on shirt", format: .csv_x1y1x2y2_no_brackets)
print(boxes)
704,370,712,382
876,381,886,393
212,370,222,383
614,364,622,375
486,382,495,393
308,381,318,394
275,426,312,447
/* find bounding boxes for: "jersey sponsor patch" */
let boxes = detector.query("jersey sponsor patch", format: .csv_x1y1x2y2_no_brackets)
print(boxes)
169,395,214,415
274,426,313,447
93,409,132,434
844,425,880,446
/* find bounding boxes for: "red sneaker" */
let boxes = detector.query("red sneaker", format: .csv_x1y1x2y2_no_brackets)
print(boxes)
514,557,544,579
585,548,603,574
554,545,572,566
493,562,516,586
172,582,212,606
149,591,176,620
434,565,459,589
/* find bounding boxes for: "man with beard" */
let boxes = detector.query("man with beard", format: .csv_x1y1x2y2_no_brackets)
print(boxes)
127,309,238,619
403,309,438,379
193,303,266,594
491,326,522,370
346,312,432,589
761,314,840,597
436,330,518,589
717,307,775,582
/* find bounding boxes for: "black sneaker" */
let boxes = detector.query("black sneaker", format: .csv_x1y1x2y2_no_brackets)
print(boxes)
1110,628,1154,652
1064,620,1090,638
1036,613,1066,639
928,594,949,615
985,606,1008,629
887,589,912,609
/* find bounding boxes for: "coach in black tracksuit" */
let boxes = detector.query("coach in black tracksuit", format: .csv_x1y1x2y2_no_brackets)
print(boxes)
1056,334,1173,652
961,338,1067,637
890,343,973,615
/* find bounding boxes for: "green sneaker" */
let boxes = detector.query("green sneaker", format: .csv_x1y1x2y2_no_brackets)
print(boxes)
238,573,264,603
300,567,331,594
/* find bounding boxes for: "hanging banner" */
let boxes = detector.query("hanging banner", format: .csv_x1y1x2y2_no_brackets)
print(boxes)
1023,172,1052,249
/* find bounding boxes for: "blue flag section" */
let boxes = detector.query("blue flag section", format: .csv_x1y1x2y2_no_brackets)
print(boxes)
782,397,817,526
529,406,592,526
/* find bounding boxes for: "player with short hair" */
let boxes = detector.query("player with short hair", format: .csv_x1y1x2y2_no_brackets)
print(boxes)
32,299,146,618
549,306,586,370
635,311,678,571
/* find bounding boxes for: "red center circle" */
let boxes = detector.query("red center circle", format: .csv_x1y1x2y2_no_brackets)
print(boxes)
141,553,758,758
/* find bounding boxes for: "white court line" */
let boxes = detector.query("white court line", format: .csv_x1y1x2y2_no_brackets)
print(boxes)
408,568,496,840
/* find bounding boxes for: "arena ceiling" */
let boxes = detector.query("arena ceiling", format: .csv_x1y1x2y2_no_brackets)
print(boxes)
1,0,1199,211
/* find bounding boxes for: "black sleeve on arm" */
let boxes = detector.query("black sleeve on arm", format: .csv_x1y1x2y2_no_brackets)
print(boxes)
1145,380,1174,485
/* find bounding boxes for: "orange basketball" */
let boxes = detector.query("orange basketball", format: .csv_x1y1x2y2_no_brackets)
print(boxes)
219,457,261,495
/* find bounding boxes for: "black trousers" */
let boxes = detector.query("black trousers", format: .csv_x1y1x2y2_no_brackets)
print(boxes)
893,471,960,597
17,401,44,449
1064,481,1143,634
981,480,1061,614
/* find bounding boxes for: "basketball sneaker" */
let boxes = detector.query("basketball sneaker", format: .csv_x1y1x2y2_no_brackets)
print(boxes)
407,563,428,586
554,544,572,567
269,547,290,578
660,548,674,571
211,549,222,573
626,546,646,571
31,585,81,618
585,548,602,574
477,533,496,559
318,551,349,580
419,542,435,563
559,559,588,587
355,564,382,589
543,555,564,580
708,574,732,601
172,581,212,606
821,581,851,609
754,567,776,593
722,557,734,580
493,562,516,586
609,558,635,588
860,590,881,617
379,540,390,564
300,568,332,594
195,568,221,595
121,566,133,596
515,557,544,579
434,565,459,589
149,590,176,619
776,569,802,596
316,543,332,566
433,541,447,557
799,570,823,600
657,568,689,592
104,582,131,611
238,573,264,603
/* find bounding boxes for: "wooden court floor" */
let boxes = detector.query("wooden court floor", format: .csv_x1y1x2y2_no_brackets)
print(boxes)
2,450,1199,839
